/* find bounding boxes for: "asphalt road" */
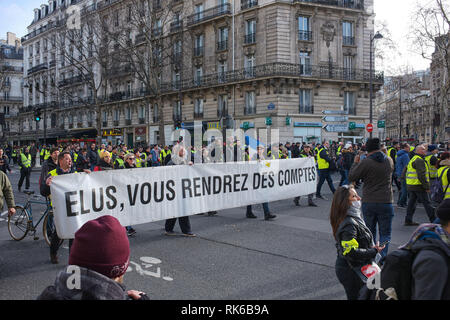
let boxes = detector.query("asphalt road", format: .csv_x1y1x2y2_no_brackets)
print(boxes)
0,162,433,300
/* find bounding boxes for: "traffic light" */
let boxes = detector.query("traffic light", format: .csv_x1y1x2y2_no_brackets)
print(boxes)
34,108,41,122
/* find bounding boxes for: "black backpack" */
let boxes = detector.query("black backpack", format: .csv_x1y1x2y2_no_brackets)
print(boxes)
360,245,448,300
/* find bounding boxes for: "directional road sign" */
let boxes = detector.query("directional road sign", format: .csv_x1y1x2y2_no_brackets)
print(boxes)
323,124,348,132
322,116,349,122
322,109,348,115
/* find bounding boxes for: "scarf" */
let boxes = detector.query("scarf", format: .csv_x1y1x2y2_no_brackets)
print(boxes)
400,223,450,250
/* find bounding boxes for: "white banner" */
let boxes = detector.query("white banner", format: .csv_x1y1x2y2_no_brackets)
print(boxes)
50,158,317,238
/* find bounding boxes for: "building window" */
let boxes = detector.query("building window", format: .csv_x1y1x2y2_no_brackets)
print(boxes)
218,61,227,83
298,16,312,41
299,89,313,114
194,34,204,56
194,98,204,118
245,20,256,44
173,100,182,119
218,94,228,117
245,91,256,115
173,71,180,89
299,51,311,76
343,55,354,80
113,109,119,121
217,27,228,51
138,105,146,120
244,54,255,78
194,67,203,86
343,21,354,45
153,104,159,123
125,107,131,120
344,91,355,115
194,4,204,22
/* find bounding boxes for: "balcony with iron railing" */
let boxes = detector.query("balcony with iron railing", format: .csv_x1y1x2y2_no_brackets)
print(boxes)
170,20,183,33
187,3,231,26
27,63,48,75
298,30,313,41
58,75,86,87
194,46,204,57
343,36,355,46
244,33,256,44
217,40,228,51
241,0,258,10
293,0,364,10
21,19,65,43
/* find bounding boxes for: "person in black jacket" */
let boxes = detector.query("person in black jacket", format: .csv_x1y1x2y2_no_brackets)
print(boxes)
0,148,11,174
330,185,385,300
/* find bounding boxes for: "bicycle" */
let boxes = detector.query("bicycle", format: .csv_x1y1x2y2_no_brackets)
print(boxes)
7,190,63,246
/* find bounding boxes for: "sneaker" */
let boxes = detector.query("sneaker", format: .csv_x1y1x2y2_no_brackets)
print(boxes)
127,228,137,236
264,213,277,221
165,231,177,236
308,202,318,207
182,232,196,237
316,195,327,200
397,204,407,209
207,211,217,216
404,221,419,226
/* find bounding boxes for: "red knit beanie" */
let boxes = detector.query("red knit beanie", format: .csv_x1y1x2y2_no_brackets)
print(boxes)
69,215,130,279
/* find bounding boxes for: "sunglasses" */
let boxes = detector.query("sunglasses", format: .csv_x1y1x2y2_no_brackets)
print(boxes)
127,158,135,160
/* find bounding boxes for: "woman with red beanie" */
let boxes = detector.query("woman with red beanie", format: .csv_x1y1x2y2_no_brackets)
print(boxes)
37,215,148,300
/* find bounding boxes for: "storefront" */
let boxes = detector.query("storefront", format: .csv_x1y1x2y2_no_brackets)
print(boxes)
102,128,123,145
134,127,147,147
293,122,322,144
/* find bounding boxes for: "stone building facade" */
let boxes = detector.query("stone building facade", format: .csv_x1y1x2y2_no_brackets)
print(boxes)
17,0,382,147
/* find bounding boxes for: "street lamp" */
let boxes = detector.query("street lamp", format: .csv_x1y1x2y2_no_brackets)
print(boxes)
369,31,383,139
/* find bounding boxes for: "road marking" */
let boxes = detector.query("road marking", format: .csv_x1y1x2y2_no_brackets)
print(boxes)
126,256,174,281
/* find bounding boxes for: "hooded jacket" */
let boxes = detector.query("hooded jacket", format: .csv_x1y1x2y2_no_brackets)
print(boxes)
395,149,410,178
348,151,394,203
37,266,129,300
405,153,430,192
402,224,450,300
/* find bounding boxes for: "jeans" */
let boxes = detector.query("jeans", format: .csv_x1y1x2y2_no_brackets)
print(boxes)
339,169,349,186
397,178,408,206
335,256,364,300
361,202,394,258
406,191,435,223
316,169,336,196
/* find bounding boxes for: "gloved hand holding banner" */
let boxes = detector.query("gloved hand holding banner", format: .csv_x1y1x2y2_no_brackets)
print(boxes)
50,158,317,239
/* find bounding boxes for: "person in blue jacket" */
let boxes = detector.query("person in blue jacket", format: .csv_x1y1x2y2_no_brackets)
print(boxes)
395,143,411,208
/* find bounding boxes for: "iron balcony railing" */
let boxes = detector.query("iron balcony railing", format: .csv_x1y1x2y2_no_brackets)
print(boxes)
217,40,228,51
158,63,384,93
21,19,65,43
343,36,355,46
187,3,231,26
298,30,313,41
244,33,256,44
293,0,364,10
170,20,183,33
27,63,48,75
194,46,204,57
241,0,258,10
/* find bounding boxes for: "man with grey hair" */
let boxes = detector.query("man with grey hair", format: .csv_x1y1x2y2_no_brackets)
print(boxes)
404,144,436,226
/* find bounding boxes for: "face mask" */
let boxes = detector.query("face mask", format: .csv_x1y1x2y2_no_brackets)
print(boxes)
351,200,362,210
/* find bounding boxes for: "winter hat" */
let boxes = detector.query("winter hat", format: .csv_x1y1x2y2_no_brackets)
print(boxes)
436,199,450,224
69,215,130,279
366,138,381,153
344,143,352,149
428,144,438,152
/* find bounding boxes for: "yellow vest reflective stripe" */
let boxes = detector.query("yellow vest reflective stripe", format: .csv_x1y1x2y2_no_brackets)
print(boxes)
73,152,78,163
424,155,438,179
437,166,450,200
406,155,429,186
317,148,330,170
341,238,359,256
20,153,32,168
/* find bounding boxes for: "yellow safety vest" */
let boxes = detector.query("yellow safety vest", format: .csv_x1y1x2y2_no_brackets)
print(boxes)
20,153,32,168
317,148,330,170
44,149,51,160
406,155,429,186
424,155,438,179
437,166,450,200
135,156,143,168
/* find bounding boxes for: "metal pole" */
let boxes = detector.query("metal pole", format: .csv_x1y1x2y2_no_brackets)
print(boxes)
369,36,373,139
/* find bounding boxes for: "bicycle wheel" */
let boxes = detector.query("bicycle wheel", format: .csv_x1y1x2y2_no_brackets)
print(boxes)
43,212,63,247
8,205,30,241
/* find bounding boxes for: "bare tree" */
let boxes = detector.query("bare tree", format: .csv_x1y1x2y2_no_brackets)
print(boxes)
374,20,404,76
109,0,193,145
410,0,450,142
56,3,113,144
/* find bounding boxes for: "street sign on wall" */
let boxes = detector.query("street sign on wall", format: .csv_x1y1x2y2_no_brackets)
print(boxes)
322,116,349,122
323,124,349,132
